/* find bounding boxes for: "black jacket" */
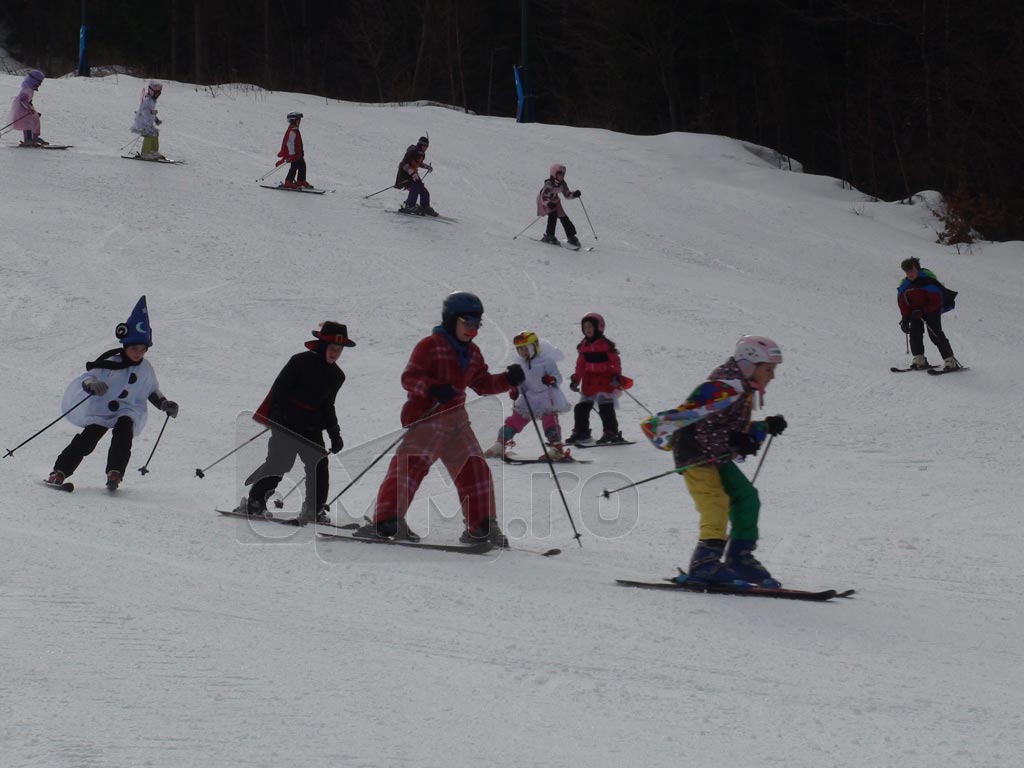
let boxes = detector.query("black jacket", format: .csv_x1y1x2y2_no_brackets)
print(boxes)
268,350,344,439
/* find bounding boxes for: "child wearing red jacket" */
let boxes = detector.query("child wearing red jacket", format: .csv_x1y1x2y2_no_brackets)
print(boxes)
566,312,626,445
355,292,525,546
276,112,312,189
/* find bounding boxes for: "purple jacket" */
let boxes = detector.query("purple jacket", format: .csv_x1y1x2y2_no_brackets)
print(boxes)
536,176,575,217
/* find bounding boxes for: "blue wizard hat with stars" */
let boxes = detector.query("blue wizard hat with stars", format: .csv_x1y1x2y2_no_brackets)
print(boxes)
115,296,153,347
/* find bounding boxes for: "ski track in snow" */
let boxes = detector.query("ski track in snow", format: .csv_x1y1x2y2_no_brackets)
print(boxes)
1,74,1023,768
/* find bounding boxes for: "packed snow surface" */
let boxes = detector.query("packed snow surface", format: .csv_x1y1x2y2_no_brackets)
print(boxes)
2,75,1023,768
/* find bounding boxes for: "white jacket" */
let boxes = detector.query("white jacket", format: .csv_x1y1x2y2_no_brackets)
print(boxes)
61,354,161,435
131,92,160,136
512,339,570,417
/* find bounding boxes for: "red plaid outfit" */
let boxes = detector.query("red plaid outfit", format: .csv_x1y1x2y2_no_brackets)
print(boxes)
374,331,511,528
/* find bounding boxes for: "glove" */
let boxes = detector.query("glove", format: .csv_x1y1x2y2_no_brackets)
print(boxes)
423,163,433,172
728,431,760,457
275,158,286,167
765,415,787,436
155,118,162,125
506,364,526,386
547,201,556,211
160,400,180,418
899,318,911,333
569,375,581,393
509,387,519,401
541,375,557,386
82,379,109,396
428,383,458,404
329,433,344,454
573,190,582,198
411,171,420,182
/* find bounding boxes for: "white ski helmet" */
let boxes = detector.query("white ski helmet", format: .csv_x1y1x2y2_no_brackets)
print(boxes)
733,335,782,378
287,111,303,122
550,163,566,177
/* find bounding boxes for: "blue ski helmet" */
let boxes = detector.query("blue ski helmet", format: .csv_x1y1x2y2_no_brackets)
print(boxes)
441,292,483,334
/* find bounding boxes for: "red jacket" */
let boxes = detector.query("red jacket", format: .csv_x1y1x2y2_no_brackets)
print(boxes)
573,337,621,397
400,331,511,426
278,125,303,161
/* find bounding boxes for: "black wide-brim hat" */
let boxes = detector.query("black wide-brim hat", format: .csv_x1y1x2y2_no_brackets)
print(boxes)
312,321,356,347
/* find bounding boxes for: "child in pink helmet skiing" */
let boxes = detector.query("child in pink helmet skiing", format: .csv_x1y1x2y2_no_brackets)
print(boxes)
537,164,582,247
8,69,46,146
640,335,788,588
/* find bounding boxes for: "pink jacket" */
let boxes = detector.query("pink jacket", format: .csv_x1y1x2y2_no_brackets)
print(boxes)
8,86,39,133
536,176,575,217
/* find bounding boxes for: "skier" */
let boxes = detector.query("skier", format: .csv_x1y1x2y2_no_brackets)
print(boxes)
355,292,525,545
275,112,312,189
566,313,626,445
536,164,582,246
130,80,164,160
640,335,788,587
235,322,352,525
8,69,46,146
395,135,435,216
484,331,572,460
897,257,961,371
45,296,179,491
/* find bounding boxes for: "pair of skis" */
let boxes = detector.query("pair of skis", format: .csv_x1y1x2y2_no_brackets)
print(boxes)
616,577,856,602
260,183,333,194
529,236,594,252
890,365,969,375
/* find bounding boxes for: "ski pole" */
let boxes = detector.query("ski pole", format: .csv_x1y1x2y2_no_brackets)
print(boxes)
600,453,734,498
324,403,440,507
4,395,92,459
618,387,653,416
750,435,773,485
195,427,270,478
364,167,429,199
120,135,141,152
521,392,583,547
138,413,171,475
512,216,542,239
578,197,598,241
256,163,285,183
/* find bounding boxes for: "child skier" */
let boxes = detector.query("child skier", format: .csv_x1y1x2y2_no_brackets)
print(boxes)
536,164,582,246
355,292,524,545
897,257,962,371
236,322,352,525
276,112,312,189
9,69,46,146
395,136,436,216
640,335,788,587
130,80,164,160
567,313,626,445
45,297,179,491
484,331,572,460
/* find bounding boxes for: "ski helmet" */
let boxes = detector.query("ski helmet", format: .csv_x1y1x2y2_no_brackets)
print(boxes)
28,69,45,83
733,335,782,378
148,80,163,91
417,135,429,148
442,290,483,325
581,312,605,335
513,331,540,359
287,111,303,122
550,163,566,177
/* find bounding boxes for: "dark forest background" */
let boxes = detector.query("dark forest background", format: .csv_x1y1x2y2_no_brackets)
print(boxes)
3,0,1022,238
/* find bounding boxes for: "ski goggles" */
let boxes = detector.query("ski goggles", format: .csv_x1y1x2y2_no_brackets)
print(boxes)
457,315,482,329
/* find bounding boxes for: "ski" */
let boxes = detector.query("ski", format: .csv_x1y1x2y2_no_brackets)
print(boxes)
260,184,331,194
529,236,593,252
122,154,185,164
615,578,854,601
501,455,593,465
510,546,562,557
926,367,969,376
15,143,72,150
890,366,937,373
41,479,75,493
388,209,457,223
566,440,636,449
316,530,492,554
217,508,360,530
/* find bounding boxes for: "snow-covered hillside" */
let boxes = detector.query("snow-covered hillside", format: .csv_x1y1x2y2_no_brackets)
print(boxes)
2,74,1023,768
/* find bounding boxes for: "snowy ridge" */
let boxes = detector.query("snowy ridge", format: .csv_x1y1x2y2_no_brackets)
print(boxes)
2,74,1023,767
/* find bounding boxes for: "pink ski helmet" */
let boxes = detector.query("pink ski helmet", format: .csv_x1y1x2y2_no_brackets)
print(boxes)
733,335,783,378
550,163,566,178
581,312,605,335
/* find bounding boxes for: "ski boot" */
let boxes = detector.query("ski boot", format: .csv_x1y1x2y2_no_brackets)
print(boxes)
459,517,508,548
566,235,581,247
595,430,625,445
565,431,592,445
105,470,123,491
398,202,418,215
540,233,559,245
942,356,963,371
46,470,66,486
353,517,421,542
909,355,931,370
483,438,514,458
419,205,439,217
724,539,780,588
282,179,299,189
677,539,747,585
296,180,313,189
542,443,571,462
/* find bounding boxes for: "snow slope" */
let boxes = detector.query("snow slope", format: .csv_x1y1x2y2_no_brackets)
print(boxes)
2,74,1023,768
